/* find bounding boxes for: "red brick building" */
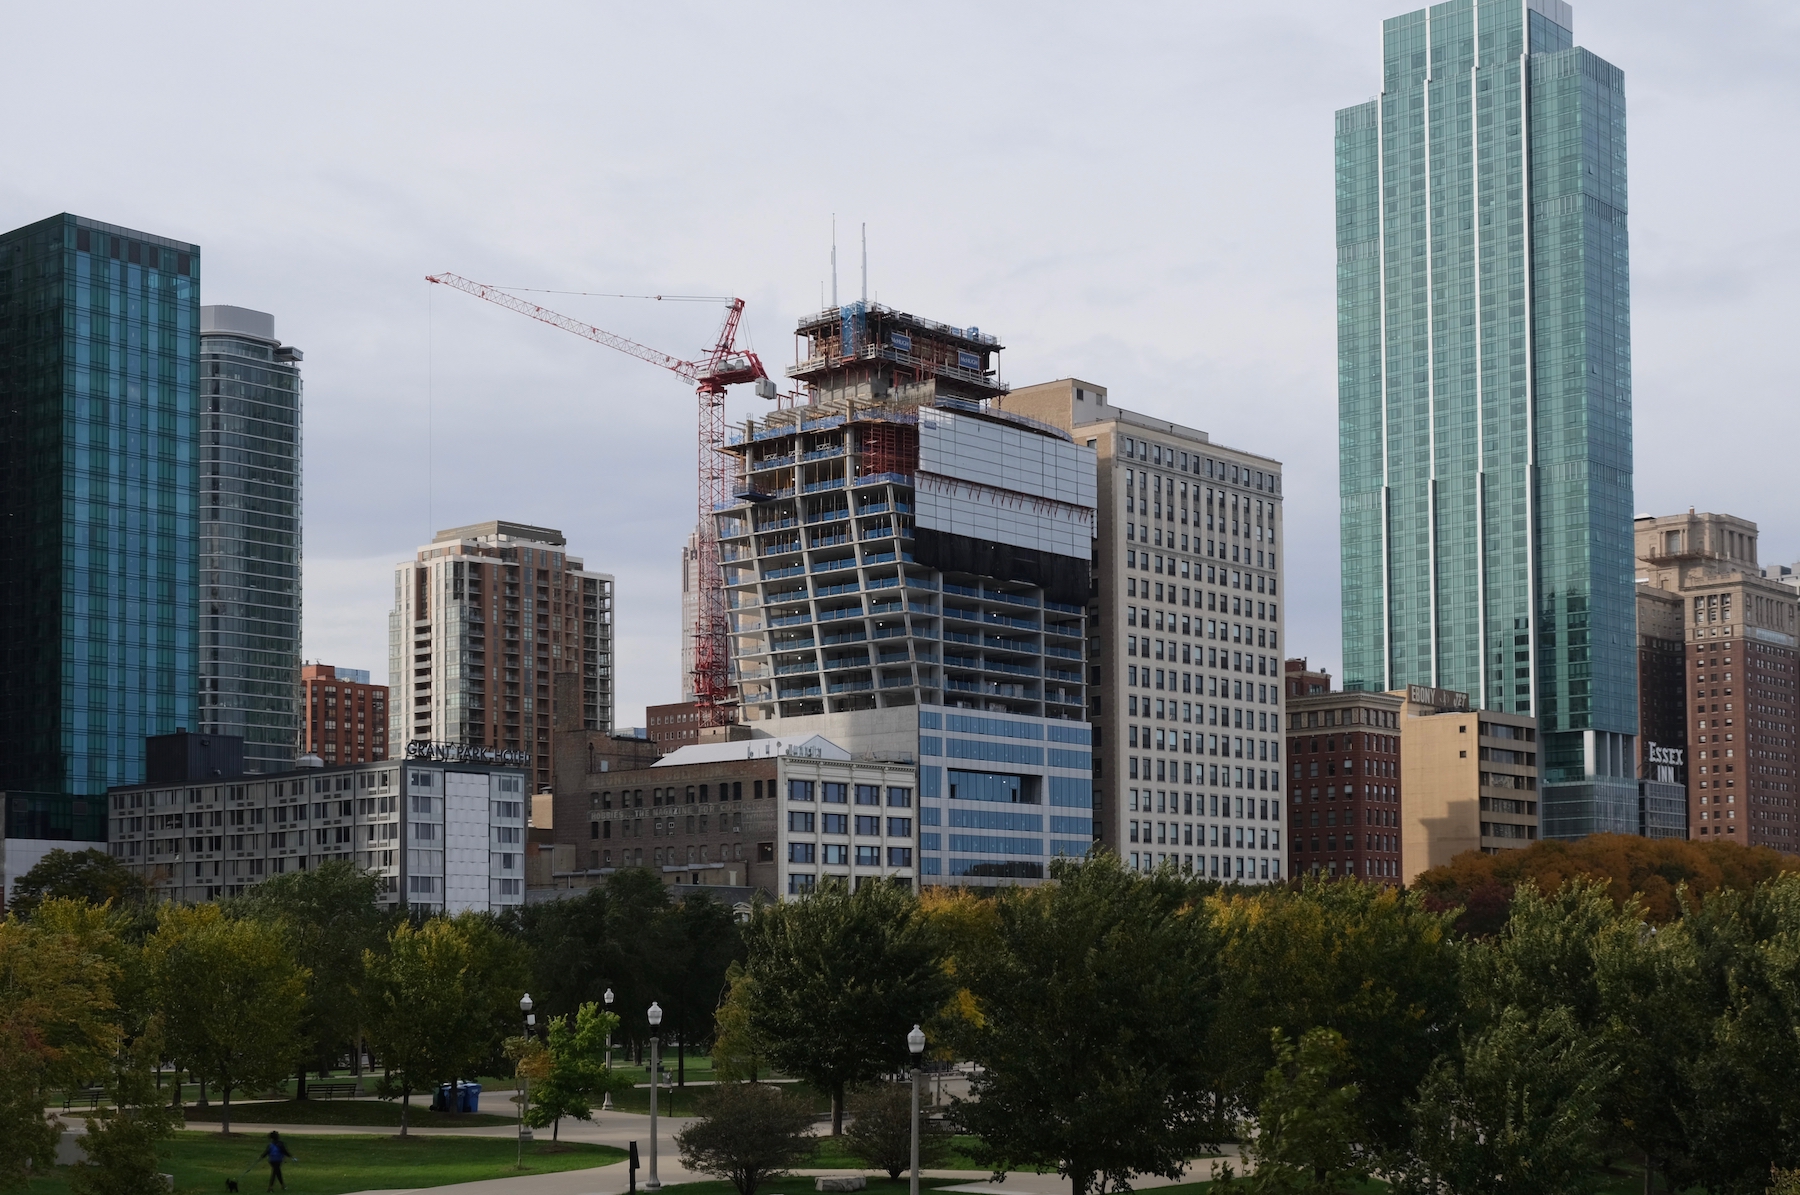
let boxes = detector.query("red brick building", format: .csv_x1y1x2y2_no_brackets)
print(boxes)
301,664,388,765
647,702,704,753
1283,661,1404,883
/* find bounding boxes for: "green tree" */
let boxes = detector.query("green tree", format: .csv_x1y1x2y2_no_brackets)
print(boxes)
1240,1028,1365,1195
448,911,533,1080
0,901,124,1190
952,856,1222,1195
846,1082,950,1180
743,878,949,1134
527,1001,629,1140
7,849,149,921
361,918,489,1136
711,960,770,1083
652,890,745,1085
146,904,309,1134
229,859,388,1096
675,1082,817,1195
68,1029,180,1195
1209,877,1461,1154
1656,874,1800,1193
1397,1005,1613,1195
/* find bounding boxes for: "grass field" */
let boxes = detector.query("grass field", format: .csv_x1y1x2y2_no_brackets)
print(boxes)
807,1133,990,1172
650,1180,967,1195
29,1131,624,1195
178,1097,518,1129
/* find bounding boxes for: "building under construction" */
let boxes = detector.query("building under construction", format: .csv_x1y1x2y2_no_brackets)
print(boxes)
713,301,1097,885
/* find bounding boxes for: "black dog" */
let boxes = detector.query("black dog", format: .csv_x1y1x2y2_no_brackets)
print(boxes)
226,1180,240,1192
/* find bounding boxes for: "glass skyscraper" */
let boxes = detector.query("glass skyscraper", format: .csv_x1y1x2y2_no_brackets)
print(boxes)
0,214,201,811
198,306,302,774
1335,0,1639,836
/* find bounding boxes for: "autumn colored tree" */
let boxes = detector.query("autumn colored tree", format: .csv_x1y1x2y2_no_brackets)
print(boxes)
1412,833,1799,930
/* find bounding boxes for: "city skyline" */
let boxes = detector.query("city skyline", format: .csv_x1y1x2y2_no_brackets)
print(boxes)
0,1,1791,739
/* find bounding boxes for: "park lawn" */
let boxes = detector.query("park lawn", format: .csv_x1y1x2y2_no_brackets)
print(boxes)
26,1131,624,1195
808,1132,990,1171
179,1097,517,1128
651,1180,966,1195
611,1080,832,1119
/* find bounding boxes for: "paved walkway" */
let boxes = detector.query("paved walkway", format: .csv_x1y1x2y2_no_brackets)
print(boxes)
56,1108,1246,1195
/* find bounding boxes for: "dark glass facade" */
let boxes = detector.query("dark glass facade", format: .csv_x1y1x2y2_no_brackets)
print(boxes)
198,308,302,774
0,214,200,804
1336,0,1638,836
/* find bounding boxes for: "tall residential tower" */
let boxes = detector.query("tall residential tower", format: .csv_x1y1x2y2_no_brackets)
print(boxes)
388,521,613,793
1335,0,1637,838
198,306,302,773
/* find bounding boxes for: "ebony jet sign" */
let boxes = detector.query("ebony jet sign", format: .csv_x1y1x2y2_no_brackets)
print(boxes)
405,740,531,767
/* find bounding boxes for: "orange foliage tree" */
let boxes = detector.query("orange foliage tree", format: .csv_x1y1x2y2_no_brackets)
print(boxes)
1410,833,1799,931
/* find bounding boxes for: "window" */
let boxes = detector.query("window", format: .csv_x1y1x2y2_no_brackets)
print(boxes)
856,815,882,836
787,811,815,832
822,844,849,865
787,873,815,894
822,782,849,804
822,813,849,835
888,847,914,867
887,787,912,808
856,845,882,866
888,817,912,836
788,780,815,802
788,842,815,863
855,784,881,805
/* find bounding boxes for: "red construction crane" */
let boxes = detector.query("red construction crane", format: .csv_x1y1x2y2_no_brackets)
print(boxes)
425,271,770,727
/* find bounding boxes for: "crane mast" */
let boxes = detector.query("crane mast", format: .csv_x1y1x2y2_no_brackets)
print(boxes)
426,272,768,728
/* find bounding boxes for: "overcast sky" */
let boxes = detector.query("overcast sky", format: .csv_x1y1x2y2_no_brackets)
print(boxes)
5,1,1795,724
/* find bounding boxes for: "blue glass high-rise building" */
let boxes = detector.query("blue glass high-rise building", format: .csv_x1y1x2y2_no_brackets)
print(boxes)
0,214,200,823
1335,0,1639,836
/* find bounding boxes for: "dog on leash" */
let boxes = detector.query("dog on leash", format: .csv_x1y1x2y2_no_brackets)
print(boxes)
225,1180,240,1192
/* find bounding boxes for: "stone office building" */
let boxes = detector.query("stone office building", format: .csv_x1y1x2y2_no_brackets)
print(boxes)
579,735,916,897
999,378,1287,883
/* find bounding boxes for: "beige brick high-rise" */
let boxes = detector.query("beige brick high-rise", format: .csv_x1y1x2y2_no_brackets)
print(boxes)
389,521,614,793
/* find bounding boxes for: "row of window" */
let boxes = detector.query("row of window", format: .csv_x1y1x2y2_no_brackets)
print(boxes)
1126,852,1281,880
787,781,914,806
1129,820,1276,850
1125,551,1276,591
1126,731,1278,761
1129,790,1275,819
1289,707,1397,729
1116,438,1278,495
1128,760,1281,791
788,844,915,866
787,812,913,836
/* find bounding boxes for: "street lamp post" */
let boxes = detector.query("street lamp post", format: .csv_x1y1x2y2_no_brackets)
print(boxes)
908,1024,926,1195
647,1001,664,1191
602,988,616,1111
518,993,535,1169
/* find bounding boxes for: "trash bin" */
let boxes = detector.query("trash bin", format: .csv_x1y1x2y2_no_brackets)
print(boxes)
459,1082,481,1113
431,1084,454,1112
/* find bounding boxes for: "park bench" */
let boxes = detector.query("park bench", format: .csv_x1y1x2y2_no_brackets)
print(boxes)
307,1081,361,1099
61,1088,107,1111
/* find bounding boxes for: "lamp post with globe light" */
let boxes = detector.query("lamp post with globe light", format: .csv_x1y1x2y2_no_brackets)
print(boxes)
602,988,616,1111
908,1024,926,1195
647,1001,664,1190
517,993,535,1169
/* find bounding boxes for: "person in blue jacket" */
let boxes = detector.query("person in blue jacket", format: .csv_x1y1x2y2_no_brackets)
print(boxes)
261,1130,296,1191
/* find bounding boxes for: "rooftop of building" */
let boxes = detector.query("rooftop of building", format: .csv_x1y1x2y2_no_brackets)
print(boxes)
433,520,566,547
997,378,1293,472
106,751,525,793
653,733,851,768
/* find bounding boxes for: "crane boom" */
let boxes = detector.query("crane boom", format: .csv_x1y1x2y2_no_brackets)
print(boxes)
426,271,768,729
427,272,702,384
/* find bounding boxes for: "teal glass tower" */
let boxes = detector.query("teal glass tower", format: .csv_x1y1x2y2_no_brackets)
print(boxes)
0,214,200,816
1335,0,1639,837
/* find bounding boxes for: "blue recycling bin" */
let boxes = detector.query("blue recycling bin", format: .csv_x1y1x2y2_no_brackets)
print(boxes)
432,1083,454,1112
459,1082,481,1113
